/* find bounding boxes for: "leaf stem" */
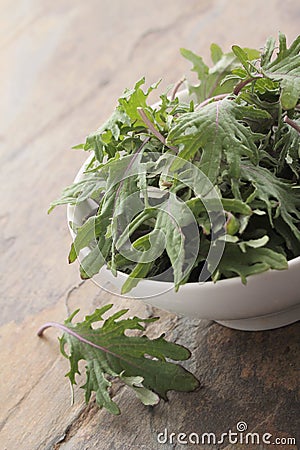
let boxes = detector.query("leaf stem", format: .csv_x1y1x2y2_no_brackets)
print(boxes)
195,93,228,110
233,74,263,96
137,107,178,152
37,321,121,358
114,136,150,208
37,320,164,375
171,77,186,100
284,116,300,134
109,136,152,265
195,74,264,109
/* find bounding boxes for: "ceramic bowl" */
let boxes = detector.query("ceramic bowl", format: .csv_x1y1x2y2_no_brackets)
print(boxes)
67,91,300,331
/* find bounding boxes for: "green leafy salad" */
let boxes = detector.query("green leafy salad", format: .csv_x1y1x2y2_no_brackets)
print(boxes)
50,33,300,293
42,33,300,416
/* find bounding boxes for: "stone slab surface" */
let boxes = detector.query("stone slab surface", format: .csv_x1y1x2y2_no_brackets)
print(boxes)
0,1,299,449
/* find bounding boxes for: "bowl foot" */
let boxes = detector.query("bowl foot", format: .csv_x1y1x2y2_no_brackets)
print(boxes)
215,304,300,331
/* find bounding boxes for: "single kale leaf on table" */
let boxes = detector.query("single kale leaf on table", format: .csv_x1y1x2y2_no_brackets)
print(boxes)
38,305,199,415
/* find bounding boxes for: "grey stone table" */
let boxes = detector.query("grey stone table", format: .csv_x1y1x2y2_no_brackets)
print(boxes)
0,1,299,448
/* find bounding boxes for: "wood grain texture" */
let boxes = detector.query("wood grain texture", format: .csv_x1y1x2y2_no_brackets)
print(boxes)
0,1,299,449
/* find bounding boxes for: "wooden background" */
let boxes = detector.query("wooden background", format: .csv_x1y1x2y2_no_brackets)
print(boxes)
0,0,299,449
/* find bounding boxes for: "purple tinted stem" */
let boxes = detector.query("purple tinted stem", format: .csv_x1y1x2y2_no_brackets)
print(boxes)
195,93,228,110
171,77,186,100
37,322,114,356
233,74,263,96
284,116,300,134
37,321,155,372
137,107,178,152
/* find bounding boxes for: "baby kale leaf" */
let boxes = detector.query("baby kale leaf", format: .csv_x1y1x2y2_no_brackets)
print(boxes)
262,34,300,109
241,163,300,242
181,44,259,102
213,244,288,283
38,305,199,415
167,99,270,183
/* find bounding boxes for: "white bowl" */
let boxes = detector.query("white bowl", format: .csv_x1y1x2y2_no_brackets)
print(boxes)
67,152,300,331
66,89,300,331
